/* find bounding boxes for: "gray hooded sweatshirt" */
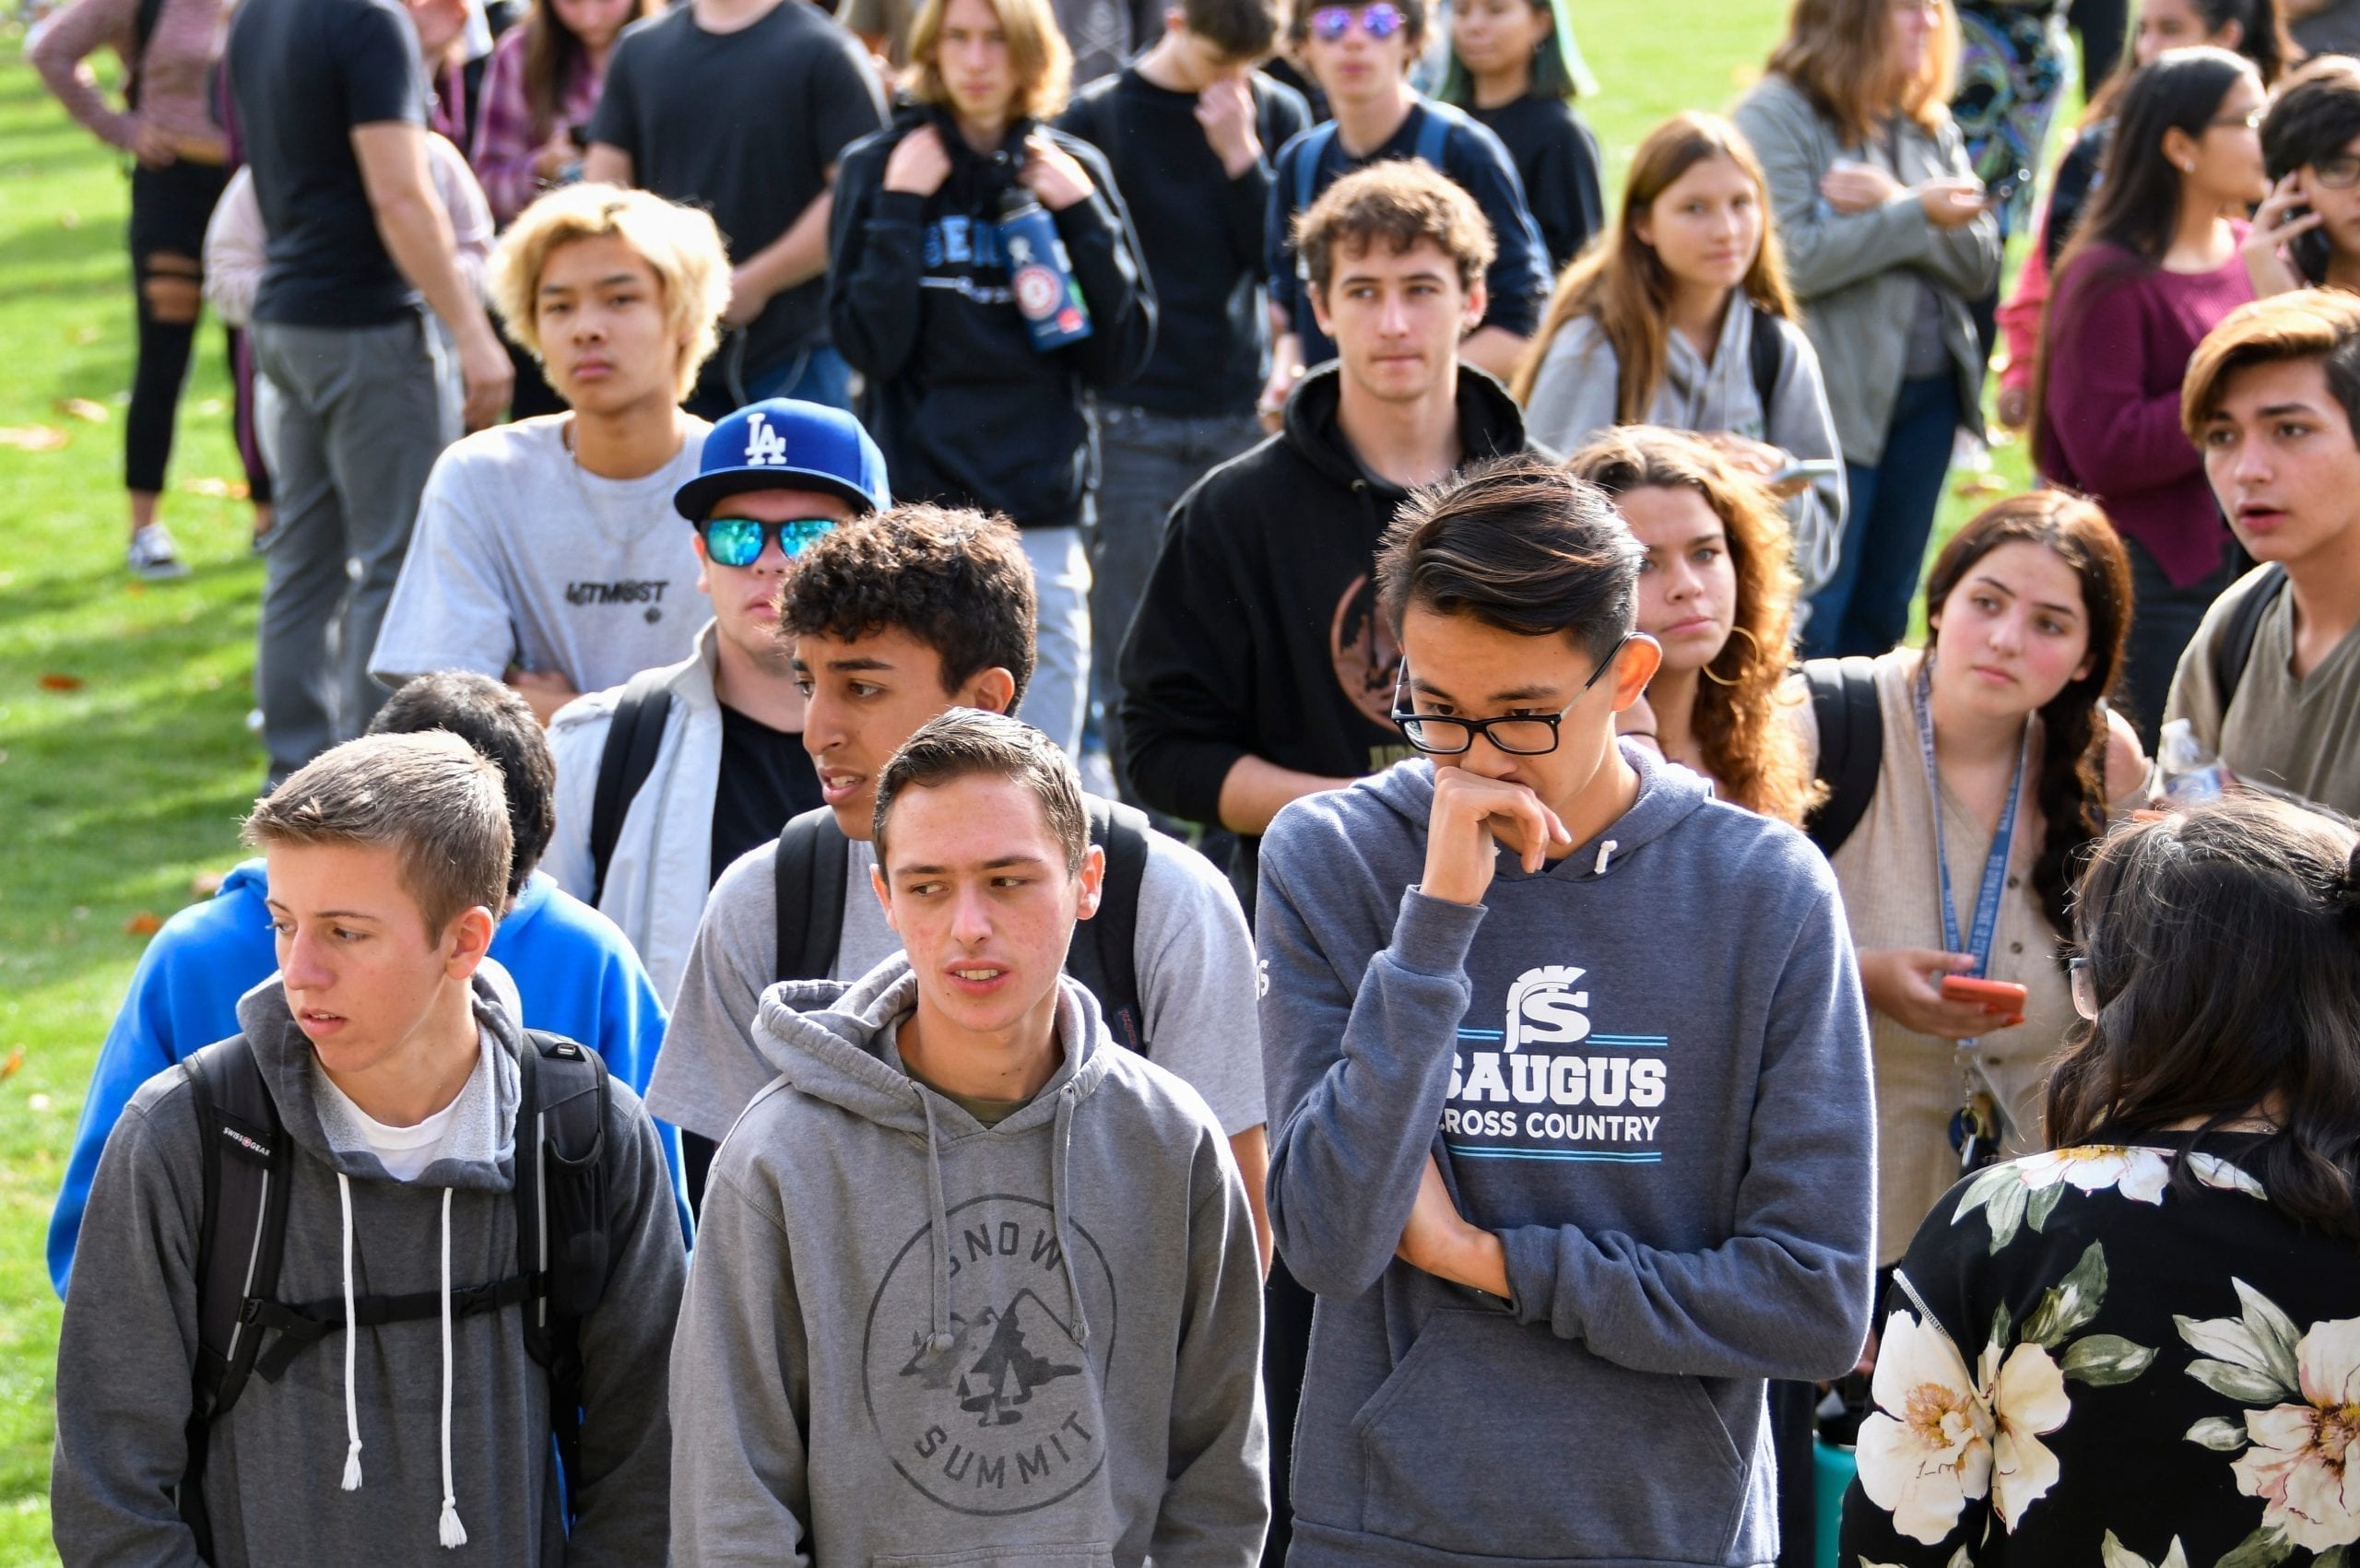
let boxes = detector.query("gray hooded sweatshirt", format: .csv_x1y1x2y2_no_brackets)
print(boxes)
1257,746,1875,1568
669,958,1268,1566
52,973,686,1566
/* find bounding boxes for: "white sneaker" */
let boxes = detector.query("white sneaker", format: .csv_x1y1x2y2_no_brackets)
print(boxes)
128,523,190,580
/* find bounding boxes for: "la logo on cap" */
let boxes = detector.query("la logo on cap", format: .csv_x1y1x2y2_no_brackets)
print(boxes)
744,411,788,467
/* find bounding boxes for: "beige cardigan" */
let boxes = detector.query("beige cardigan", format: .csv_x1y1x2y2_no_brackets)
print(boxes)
1812,650,2080,1266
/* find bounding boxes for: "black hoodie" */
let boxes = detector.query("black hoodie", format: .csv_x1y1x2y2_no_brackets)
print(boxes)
1116,362,1530,899
827,107,1156,529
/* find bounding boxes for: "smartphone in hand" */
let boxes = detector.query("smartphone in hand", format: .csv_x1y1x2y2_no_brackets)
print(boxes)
1941,974,2028,1027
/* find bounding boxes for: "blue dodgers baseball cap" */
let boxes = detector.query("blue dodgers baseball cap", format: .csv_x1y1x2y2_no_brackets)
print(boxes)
672,398,891,521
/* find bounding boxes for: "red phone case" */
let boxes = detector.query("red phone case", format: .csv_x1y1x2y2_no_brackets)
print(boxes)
1942,974,2028,1024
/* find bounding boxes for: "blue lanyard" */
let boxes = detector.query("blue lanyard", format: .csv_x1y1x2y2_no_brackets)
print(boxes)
1914,655,2030,979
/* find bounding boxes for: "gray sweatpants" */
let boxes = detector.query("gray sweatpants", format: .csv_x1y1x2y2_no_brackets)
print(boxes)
251,314,457,785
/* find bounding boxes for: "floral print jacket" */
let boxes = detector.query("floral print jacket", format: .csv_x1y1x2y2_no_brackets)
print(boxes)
1840,1138,2360,1567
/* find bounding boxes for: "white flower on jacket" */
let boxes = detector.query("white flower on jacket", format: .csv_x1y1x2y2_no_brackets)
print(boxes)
1976,1336,2071,1529
2012,1146,2172,1205
1857,1309,1994,1544
2227,1315,2360,1550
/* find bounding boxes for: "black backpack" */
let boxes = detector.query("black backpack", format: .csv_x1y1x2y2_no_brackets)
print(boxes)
177,1030,615,1557
770,799,1153,1054
1800,656,1883,858
2211,564,2289,714
586,668,677,906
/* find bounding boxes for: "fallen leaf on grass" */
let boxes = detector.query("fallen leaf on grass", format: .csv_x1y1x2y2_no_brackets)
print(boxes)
54,397,109,423
38,672,85,691
28,1093,51,1113
1953,472,2009,499
191,869,228,897
72,324,101,346
181,476,250,499
0,1048,21,1081
124,912,161,936
56,208,80,230
0,425,67,451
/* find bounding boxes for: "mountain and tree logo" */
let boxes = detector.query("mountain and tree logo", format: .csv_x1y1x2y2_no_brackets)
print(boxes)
863,1194,1117,1516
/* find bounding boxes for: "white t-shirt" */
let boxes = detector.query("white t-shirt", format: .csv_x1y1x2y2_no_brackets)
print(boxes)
369,415,710,695
313,1054,478,1181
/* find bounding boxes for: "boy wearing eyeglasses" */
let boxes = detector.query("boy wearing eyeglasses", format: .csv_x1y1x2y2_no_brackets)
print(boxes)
1258,0,1551,421
1256,453,1875,1568
542,397,890,1007
371,184,734,726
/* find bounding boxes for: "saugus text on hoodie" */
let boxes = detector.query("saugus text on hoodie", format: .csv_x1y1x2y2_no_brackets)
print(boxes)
1257,746,1876,1568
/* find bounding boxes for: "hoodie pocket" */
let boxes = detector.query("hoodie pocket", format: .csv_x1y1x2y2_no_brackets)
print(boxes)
871,1547,1113,1567
1354,1309,1748,1560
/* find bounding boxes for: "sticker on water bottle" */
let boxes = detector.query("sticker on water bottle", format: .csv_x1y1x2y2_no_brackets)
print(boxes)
1013,263,1066,324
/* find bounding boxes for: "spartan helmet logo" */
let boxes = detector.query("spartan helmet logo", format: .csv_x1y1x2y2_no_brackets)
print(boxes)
743,411,789,467
1505,965,1591,1053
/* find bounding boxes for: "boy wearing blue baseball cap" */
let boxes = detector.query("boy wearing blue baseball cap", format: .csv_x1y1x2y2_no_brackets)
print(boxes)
543,398,890,1011
370,186,734,730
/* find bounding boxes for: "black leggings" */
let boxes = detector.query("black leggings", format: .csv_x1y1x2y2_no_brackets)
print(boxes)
126,159,269,501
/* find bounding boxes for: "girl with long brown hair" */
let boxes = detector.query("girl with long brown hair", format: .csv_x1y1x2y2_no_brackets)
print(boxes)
1568,427,1818,823
1733,0,2000,662
1810,491,2149,1269
472,0,660,227
1520,113,1846,610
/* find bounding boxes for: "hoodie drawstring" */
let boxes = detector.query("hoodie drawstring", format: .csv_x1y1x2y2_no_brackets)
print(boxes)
1594,839,1619,876
437,1185,467,1549
336,1173,363,1491
917,1093,955,1355
1049,1087,1089,1348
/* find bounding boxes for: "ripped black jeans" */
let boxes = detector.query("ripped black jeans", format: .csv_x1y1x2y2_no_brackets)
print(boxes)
127,159,268,503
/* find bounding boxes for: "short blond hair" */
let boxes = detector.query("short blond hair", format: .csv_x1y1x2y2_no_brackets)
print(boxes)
243,732,513,937
903,0,1072,124
487,183,731,401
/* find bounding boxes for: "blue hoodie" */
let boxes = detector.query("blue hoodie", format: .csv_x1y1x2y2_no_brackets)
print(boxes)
48,860,679,1295
1257,745,1875,1568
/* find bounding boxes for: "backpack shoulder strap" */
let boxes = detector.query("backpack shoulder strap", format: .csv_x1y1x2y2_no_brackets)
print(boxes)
128,0,169,109
774,807,852,983
587,667,677,908
1063,799,1151,1055
1411,99,1458,170
2211,563,2289,713
1802,655,1883,858
515,1031,611,1518
181,1036,290,1555
1747,307,1786,426
1292,120,1339,213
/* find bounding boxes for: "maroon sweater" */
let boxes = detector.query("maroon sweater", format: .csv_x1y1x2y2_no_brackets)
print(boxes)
2038,235,2254,586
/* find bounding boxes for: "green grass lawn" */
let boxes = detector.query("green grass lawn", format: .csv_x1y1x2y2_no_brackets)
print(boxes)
0,4,2031,1557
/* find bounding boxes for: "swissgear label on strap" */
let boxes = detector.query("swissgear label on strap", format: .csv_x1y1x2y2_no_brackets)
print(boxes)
217,1121,273,1162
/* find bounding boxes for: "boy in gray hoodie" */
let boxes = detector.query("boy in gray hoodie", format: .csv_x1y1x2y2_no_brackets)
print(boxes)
52,732,686,1566
1257,454,1875,1567
670,709,1268,1565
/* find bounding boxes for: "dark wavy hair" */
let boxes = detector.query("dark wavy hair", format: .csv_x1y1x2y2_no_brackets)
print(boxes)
1564,428,1815,824
2262,53,2360,179
1921,492,2133,943
780,503,1038,710
2048,797,2360,1241
368,670,555,897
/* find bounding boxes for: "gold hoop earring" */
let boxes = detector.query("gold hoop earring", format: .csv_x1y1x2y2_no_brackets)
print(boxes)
1697,624,1761,687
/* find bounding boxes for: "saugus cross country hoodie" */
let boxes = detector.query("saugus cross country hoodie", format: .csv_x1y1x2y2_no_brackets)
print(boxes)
669,957,1268,1566
51,973,685,1566
1257,746,1876,1568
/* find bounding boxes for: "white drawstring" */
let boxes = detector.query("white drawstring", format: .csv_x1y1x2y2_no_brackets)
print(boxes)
337,1173,364,1491
437,1185,467,1549
1594,839,1619,876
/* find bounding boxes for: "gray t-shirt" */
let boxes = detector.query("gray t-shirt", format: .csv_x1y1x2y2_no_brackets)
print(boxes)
370,415,709,694
651,813,1268,1139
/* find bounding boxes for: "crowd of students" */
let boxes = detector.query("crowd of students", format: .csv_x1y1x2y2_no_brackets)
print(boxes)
25,0,2360,1555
